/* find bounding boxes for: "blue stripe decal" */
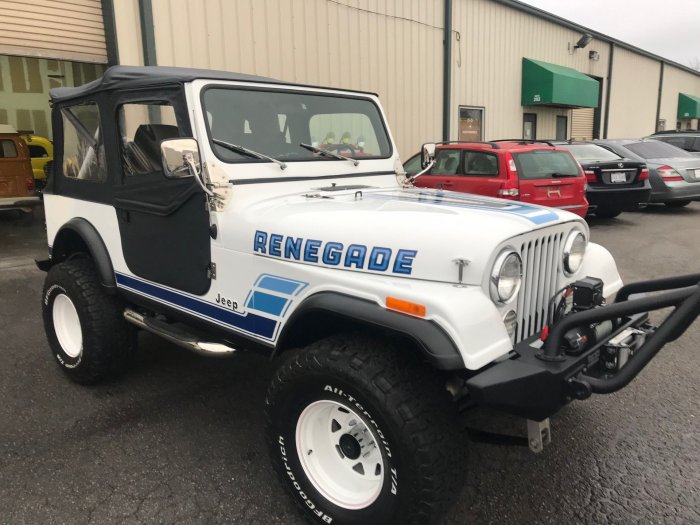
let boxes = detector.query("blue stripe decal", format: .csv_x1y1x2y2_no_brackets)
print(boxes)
258,275,304,295
366,192,560,225
115,273,277,340
246,291,287,316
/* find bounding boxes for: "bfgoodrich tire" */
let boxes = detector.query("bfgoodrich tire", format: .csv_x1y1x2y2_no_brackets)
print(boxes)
265,333,464,525
42,258,135,384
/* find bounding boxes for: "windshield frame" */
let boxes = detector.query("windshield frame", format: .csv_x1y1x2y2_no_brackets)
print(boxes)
199,84,394,165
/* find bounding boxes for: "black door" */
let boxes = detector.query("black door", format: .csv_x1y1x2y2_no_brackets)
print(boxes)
111,92,212,295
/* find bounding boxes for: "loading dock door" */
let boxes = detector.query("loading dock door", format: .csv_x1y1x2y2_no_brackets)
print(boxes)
0,0,107,63
571,108,595,140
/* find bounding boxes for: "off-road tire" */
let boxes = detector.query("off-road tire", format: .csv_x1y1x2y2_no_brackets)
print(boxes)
42,258,135,384
665,200,691,208
265,333,464,525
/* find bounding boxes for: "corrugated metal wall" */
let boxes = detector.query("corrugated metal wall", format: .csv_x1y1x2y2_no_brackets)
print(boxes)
0,0,107,63
571,108,594,140
147,0,444,159
606,46,661,137
450,0,609,142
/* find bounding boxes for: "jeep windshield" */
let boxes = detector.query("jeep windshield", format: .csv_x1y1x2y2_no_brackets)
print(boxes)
201,87,392,163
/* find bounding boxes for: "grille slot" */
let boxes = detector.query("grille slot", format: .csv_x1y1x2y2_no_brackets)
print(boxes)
515,231,564,342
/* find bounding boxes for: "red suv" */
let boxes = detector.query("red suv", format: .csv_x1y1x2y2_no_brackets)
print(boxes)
403,140,589,218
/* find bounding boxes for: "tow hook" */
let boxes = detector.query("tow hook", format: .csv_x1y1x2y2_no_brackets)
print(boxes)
526,418,551,453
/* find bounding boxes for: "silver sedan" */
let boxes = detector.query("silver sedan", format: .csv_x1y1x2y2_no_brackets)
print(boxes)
595,139,700,207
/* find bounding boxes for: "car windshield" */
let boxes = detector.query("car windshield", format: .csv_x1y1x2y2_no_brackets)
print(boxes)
201,88,391,163
624,141,693,159
512,150,580,179
562,144,622,162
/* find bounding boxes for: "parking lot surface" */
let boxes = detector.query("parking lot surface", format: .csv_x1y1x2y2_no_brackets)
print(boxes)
1,205,698,524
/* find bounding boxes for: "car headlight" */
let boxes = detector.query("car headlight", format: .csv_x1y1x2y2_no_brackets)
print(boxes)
490,250,522,303
563,231,586,275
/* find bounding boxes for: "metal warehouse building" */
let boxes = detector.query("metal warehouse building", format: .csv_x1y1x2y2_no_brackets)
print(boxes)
1,0,699,157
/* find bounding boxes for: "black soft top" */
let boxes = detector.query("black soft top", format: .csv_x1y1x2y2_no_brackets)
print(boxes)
49,65,285,103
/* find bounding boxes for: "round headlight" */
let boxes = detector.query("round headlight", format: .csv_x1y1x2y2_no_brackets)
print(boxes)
490,251,522,303
563,231,586,275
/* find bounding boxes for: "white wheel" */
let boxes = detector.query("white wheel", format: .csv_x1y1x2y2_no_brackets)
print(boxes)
51,293,83,358
296,400,384,510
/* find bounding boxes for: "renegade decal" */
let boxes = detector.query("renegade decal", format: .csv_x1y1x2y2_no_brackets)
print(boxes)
253,231,418,275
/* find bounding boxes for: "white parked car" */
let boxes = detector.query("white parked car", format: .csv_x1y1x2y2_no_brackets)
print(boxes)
38,66,700,525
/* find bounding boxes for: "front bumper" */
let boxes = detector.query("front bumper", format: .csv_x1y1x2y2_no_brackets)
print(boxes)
466,273,700,421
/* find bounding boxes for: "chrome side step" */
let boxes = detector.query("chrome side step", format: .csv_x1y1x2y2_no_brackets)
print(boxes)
123,308,236,357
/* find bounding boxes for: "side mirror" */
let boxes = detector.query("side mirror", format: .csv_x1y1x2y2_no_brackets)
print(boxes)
161,138,200,178
421,143,436,169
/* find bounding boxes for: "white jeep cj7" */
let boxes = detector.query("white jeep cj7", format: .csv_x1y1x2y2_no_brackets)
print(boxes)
38,66,700,525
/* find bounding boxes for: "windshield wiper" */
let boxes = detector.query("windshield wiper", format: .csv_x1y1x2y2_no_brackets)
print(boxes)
212,138,286,170
299,143,359,166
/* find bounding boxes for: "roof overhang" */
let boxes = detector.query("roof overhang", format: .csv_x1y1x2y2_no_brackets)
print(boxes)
521,58,599,108
678,93,700,119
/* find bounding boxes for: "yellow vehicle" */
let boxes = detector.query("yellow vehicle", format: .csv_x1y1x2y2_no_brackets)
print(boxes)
19,131,53,188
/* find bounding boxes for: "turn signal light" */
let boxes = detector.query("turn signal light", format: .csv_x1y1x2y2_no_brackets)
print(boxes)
26,178,34,191
639,169,649,181
386,297,426,318
658,165,683,181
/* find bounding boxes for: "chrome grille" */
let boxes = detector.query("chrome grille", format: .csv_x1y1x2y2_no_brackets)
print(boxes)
514,231,565,342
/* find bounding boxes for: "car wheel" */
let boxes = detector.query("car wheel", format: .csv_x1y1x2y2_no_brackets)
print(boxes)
665,200,691,208
595,209,622,219
42,258,135,384
265,333,464,525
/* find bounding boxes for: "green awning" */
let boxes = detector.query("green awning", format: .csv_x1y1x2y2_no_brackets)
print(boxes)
678,93,700,119
521,58,599,108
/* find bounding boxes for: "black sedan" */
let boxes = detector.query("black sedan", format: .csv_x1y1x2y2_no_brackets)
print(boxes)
553,142,651,219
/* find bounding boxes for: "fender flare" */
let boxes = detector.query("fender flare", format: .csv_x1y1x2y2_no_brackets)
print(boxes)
48,218,116,293
276,291,465,370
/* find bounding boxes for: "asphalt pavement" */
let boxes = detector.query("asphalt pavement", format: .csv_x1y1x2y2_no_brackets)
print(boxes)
0,204,698,524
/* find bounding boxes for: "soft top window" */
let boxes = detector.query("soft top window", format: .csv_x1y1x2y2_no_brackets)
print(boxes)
60,103,107,182
201,88,392,163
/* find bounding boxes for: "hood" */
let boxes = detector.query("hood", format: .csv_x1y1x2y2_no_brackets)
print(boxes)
236,186,583,285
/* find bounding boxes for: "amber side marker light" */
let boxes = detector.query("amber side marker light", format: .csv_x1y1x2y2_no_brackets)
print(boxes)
386,297,426,318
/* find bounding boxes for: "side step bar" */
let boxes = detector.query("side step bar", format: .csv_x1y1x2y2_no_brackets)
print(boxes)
124,308,237,357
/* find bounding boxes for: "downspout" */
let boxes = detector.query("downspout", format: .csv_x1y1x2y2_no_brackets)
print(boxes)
139,0,157,66
655,62,665,132
442,0,453,141
101,0,119,66
603,42,613,138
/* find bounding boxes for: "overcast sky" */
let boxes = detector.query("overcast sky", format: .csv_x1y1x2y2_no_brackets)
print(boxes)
519,0,700,69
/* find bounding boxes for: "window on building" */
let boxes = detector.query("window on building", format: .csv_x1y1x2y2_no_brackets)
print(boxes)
0,140,18,158
556,115,568,140
458,107,484,142
523,113,537,140
119,103,180,177
61,103,106,182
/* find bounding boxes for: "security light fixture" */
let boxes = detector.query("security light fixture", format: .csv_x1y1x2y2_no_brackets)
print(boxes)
575,33,593,49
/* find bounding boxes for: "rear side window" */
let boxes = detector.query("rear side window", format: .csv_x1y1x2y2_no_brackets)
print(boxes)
28,145,48,158
433,149,461,174
0,140,18,158
463,151,498,176
513,150,580,179
61,103,107,182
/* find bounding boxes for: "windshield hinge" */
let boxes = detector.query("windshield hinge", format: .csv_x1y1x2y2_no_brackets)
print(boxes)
207,262,217,280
